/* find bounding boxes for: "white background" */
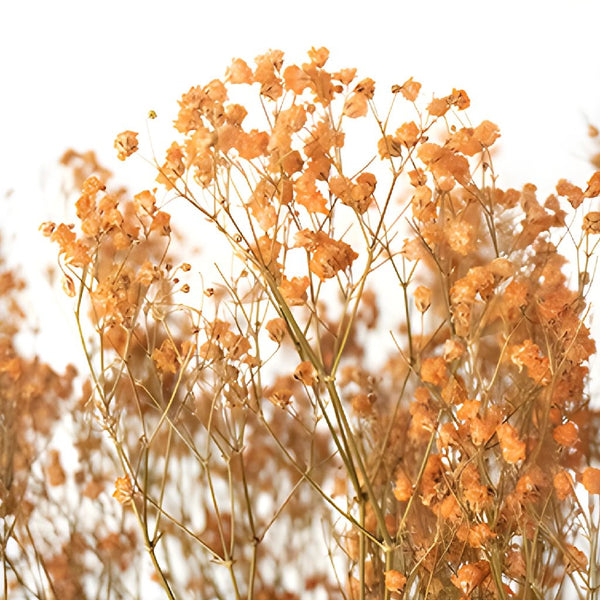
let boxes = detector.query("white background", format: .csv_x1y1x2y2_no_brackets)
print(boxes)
1,0,600,363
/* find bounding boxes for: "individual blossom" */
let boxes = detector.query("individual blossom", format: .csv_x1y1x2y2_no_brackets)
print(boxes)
395,76,421,102
265,318,287,343
553,421,579,447
583,211,600,234
279,276,310,306
584,170,600,197
496,422,526,463
152,339,180,374
563,545,588,574
556,178,584,208
413,285,432,313
268,387,293,409
113,475,134,505
420,356,448,387
226,57,254,84
450,88,470,110
395,121,420,148
384,570,406,592
443,338,464,362
472,120,500,147
114,130,139,161
509,339,551,385
445,218,474,255
293,361,316,386
460,462,491,513
466,523,496,549
393,469,413,502
45,449,66,486
451,561,490,596
553,470,574,501
350,393,375,417
582,467,600,494
295,230,358,281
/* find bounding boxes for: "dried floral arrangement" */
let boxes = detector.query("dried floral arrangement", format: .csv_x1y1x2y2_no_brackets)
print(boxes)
3,47,600,599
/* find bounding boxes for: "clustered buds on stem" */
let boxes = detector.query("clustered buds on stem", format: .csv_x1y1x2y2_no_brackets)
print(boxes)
4,47,600,599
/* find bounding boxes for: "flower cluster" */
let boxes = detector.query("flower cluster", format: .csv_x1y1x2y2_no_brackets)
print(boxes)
26,48,600,599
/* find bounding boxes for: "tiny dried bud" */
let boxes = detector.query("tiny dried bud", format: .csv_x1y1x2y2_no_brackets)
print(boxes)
181,284,190,293
39,221,56,236
414,285,432,313
62,275,77,297
181,262,191,271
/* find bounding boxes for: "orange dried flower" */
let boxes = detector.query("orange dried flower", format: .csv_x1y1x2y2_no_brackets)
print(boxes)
460,463,491,513
451,561,490,596
398,77,421,101
343,92,368,118
467,523,496,548
472,120,500,147
295,230,358,280
268,388,293,409
556,179,584,208
564,545,588,573
420,356,448,387
584,171,600,197
451,88,470,110
283,64,313,95
384,569,407,592
427,96,450,117
133,190,157,216
293,361,316,386
583,211,600,234
496,422,526,463
265,318,287,343
553,470,574,501
413,285,432,313
457,399,480,421
445,218,474,255
393,469,413,502
62,275,77,297
226,57,254,84
509,339,551,385
421,454,445,505
582,467,600,494
114,130,139,161
152,339,180,374
113,475,134,505
395,121,420,147
351,393,374,417
443,339,464,362
150,211,171,236
553,421,579,447
46,449,66,487
294,171,328,214
307,46,329,67
279,276,309,306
